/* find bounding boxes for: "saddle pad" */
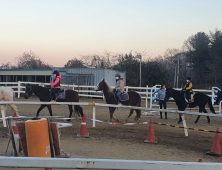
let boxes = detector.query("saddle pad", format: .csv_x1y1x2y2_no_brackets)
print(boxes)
121,93,129,101
56,91,66,99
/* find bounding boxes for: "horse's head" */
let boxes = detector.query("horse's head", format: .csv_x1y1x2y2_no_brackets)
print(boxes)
216,91,222,104
24,84,33,99
94,79,106,91
165,87,173,101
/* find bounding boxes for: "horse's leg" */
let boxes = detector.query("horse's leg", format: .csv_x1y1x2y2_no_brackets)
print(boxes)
125,109,134,123
46,105,53,116
178,113,182,124
68,105,73,118
194,107,202,124
9,104,19,116
109,107,118,122
135,109,141,122
36,105,47,117
202,108,210,123
65,105,74,122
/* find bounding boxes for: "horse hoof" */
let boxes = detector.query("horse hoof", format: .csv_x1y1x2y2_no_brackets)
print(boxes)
32,117,40,120
193,122,196,124
177,121,181,124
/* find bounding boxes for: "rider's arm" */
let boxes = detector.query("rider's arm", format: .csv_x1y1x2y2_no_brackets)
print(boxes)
185,82,193,90
50,77,60,86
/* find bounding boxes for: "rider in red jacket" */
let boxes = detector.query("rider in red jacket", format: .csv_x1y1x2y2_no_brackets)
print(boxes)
50,70,61,102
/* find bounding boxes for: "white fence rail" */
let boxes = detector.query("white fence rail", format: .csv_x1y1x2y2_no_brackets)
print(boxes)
1,156,222,170
1,100,222,135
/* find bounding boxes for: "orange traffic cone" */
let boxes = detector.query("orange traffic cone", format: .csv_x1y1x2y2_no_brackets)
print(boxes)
144,119,157,143
206,128,222,156
77,115,89,138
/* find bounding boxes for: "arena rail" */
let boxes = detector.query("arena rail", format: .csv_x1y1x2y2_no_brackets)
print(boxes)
1,101,222,136
1,81,221,114
0,156,222,169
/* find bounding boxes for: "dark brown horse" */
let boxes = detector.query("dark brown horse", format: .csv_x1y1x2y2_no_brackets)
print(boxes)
165,87,216,124
95,79,141,122
24,84,83,120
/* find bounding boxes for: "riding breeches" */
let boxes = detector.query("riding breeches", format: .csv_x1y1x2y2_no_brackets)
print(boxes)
50,88,60,100
116,91,122,102
186,91,191,101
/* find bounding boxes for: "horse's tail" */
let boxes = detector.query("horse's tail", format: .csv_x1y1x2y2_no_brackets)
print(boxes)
74,105,84,117
208,97,216,114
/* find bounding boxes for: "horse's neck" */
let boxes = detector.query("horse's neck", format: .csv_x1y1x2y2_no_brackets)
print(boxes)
171,89,186,106
102,83,115,103
33,86,48,98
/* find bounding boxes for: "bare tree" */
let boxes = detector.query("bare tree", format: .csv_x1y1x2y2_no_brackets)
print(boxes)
16,51,52,69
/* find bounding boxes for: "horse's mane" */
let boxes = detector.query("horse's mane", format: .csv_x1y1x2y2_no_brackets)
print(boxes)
104,81,113,94
32,84,49,91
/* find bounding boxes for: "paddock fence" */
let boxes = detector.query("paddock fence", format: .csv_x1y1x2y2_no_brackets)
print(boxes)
1,100,222,137
0,156,222,170
0,81,221,113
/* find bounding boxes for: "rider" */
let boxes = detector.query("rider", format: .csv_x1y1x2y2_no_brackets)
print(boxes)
183,77,193,103
115,73,125,102
50,70,61,102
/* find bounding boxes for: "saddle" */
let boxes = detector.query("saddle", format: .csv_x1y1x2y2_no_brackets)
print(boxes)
55,89,66,100
183,91,194,103
115,91,129,102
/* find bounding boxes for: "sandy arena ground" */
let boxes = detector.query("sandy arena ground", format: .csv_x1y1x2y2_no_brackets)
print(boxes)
0,96,222,169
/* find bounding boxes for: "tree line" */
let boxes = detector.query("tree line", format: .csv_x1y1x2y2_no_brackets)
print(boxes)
1,28,222,89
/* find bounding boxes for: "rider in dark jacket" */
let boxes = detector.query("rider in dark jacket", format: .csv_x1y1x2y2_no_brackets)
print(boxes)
50,70,61,102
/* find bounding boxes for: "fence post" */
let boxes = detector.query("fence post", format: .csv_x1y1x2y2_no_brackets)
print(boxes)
126,86,128,92
149,87,153,115
211,87,214,105
181,114,188,136
18,81,21,99
143,85,149,115
93,106,96,128
219,101,221,114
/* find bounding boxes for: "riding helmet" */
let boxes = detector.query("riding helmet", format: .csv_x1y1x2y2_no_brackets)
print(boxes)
187,77,191,80
115,73,121,77
52,70,59,76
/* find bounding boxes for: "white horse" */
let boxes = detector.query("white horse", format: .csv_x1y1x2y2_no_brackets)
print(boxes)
0,86,19,117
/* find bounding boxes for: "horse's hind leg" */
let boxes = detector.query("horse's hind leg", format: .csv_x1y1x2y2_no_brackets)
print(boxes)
194,107,202,124
9,104,19,116
125,109,134,123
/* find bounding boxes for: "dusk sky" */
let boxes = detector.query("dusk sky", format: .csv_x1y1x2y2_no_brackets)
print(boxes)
1,0,222,67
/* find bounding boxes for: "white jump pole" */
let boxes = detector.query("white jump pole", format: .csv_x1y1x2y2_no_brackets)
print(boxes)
0,105,7,127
